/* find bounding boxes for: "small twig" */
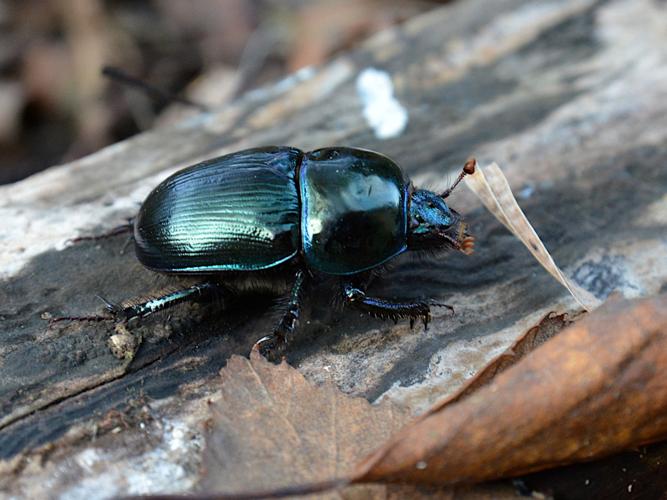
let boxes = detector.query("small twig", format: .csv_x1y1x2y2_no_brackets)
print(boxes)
102,66,210,112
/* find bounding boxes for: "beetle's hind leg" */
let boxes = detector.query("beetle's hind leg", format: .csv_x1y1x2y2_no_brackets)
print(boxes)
254,270,307,360
50,281,228,326
102,281,229,322
341,282,434,329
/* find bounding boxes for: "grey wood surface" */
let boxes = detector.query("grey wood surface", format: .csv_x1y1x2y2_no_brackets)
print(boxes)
1,0,666,497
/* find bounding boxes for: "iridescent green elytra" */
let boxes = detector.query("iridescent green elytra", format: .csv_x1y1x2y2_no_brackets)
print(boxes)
135,146,411,275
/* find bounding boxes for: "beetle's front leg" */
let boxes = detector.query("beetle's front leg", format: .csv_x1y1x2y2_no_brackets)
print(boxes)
341,282,433,329
254,270,307,360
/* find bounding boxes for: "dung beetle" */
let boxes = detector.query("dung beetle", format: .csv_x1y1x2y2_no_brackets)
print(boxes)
59,146,475,358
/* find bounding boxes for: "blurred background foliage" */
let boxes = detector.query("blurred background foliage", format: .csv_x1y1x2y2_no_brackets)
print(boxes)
0,0,449,184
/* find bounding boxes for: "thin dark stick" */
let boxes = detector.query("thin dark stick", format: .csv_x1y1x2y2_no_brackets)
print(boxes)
102,66,209,112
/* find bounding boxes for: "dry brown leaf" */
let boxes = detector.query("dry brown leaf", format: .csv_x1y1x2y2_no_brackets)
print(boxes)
199,352,522,499
354,293,667,485
200,351,411,497
465,162,601,311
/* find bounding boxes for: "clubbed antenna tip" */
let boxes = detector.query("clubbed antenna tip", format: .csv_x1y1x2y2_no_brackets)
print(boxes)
463,157,476,175
441,157,477,198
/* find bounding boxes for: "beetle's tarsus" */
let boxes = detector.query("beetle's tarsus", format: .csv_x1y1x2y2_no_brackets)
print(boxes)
253,333,287,361
253,334,282,359
49,314,114,325
342,282,432,330
430,301,455,315
119,235,133,255
47,296,121,326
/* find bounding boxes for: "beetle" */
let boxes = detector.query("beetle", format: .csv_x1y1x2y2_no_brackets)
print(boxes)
58,146,475,358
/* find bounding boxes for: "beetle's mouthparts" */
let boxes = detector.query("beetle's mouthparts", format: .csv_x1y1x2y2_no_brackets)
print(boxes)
460,235,475,255
458,222,475,255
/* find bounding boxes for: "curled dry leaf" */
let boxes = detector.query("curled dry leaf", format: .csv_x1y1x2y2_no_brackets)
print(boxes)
464,162,601,311
354,293,667,485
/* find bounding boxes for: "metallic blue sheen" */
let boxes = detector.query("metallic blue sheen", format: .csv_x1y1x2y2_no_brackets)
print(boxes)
134,147,301,272
299,148,408,275
409,190,453,234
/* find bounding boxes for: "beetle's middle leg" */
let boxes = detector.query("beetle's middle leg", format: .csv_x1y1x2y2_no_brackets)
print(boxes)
254,270,307,360
341,282,434,329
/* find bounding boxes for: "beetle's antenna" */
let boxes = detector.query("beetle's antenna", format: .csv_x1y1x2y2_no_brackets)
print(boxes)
102,66,210,112
441,157,476,198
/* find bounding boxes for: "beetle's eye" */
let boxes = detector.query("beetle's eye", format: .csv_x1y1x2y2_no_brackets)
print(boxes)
415,214,424,224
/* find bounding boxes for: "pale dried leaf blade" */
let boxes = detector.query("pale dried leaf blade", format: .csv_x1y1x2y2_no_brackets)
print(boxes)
353,294,667,486
483,163,600,310
464,163,514,231
465,162,601,311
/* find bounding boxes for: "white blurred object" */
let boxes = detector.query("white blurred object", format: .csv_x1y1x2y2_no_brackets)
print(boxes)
356,67,408,139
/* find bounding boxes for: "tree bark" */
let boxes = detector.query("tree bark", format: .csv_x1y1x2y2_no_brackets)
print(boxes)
1,0,666,497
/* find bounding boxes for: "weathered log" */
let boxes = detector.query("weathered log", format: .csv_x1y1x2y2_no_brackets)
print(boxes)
1,0,666,497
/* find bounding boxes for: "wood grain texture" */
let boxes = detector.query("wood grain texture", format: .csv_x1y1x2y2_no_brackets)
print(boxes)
1,0,666,496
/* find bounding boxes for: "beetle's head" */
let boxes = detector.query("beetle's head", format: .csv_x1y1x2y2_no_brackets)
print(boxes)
407,159,476,254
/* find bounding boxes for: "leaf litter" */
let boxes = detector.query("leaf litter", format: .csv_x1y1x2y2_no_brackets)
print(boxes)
195,294,667,498
200,351,411,496
190,164,667,498
354,293,667,485
200,352,520,498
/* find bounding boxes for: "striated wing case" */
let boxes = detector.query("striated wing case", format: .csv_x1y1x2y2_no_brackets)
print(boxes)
134,147,302,273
